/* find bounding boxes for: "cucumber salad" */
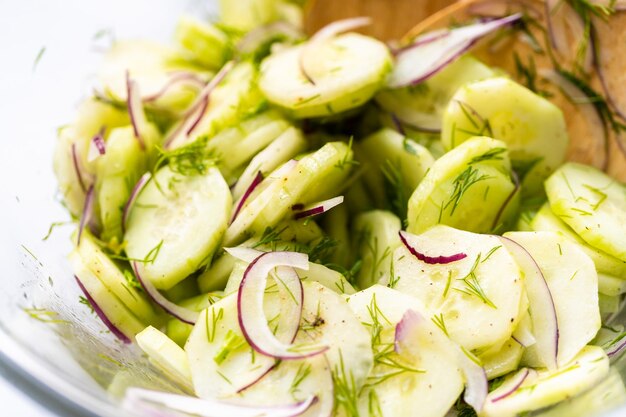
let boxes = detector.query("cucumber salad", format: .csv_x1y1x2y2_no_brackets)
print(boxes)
52,1,626,416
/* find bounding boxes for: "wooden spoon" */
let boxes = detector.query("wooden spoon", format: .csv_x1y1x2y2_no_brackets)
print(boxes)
304,0,626,180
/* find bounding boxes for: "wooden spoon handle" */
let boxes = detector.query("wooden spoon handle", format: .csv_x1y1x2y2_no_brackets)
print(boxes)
303,0,457,40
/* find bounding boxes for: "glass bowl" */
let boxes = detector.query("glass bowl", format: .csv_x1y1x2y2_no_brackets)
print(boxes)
1,1,626,416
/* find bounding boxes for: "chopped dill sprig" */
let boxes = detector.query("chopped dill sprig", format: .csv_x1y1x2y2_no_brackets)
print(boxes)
33,47,46,71
455,254,497,309
431,313,449,337
290,363,313,395
153,137,219,178
381,159,409,221
213,330,247,364
334,137,359,170
387,258,401,289
305,236,339,265
123,269,142,291
443,166,492,217
368,390,384,417
469,148,508,165
109,240,164,265
513,53,552,98
42,220,73,241
79,296,95,314
582,183,609,211
205,307,224,343
482,245,502,263
452,100,493,139
332,350,361,417
251,225,289,249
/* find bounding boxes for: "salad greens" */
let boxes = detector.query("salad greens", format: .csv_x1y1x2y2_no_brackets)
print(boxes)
50,1,626,416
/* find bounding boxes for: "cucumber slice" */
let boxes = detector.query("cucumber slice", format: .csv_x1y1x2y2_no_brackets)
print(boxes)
185,292,283,399
228,281,372,412
394,226,525,352
224,141,353,245
406,137,518,234
99,40,206,109
442,77,568,196
232,127,308,201
356,128,435,217
599,293,620,318
598,273,626,297
353,210,402,289
347,285,465,417
125,166,232,290
136,326,193,390
320,202,353,268
53,99,129,217
175,16,231,69
76,232,159,324
96,125,159,243
503,231,600,367
218,0,279,31
207,111,290,183
480,339,523,380
167,61,264,150
376,55,496,132
166,319,193,348
69,252,146,340
545,162,626,262
531,203,626,278
482,346,610,417
259,33,392,119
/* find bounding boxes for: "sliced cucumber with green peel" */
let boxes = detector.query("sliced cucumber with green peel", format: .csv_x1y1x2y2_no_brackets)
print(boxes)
376,55,496,132
175,16,231,69
353,210,401,289
482,346,609,417
407,137,518,235
259,33,392,118
232,126,308,201
224,141,353,245
598,273,626,296
96,125,159,243
136,326,193,390
394,226,525,352
125,166,232,290
504,231,600,367
480,338,523,380
531,203,626,278
75,232,159,324
166,319,194,348
167,61,264,149
442,77,568,196
218,0,279,31
347,285,465,417
545,162,626,262
69,252,146,340
356,128,434,215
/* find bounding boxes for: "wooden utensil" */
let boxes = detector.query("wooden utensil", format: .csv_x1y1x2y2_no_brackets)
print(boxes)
304,0,626,181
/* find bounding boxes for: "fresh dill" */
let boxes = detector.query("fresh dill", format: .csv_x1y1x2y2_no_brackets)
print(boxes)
455,254,497,309
443,270,453,298
305,236,339,265
431,313,449,337
469,148,508,165
368,390,384,417
582,184,608,210
42,220,72,241
79,296,95,314
334,137,359,170
109,240,164,265
362,234,392,287
443,166,492,217
290,363,312,395
381,159,409,221
387,257,401,289
33,47,46,71
482,245,502,263
153,137,219,178
251,225,289,249
332,350,361,417
205,307,224,343
123,269,142,291
213,330,247,364
513,53,552,98
453,100,493,138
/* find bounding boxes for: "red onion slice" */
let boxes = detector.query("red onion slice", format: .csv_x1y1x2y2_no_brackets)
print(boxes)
490,368,532,402
398,230,467,264
292,196,344,220
87,129,106,162
498,236,559,370
545,0,593,73
76,185,95,246
124,388,317,417
126,71,147,150
74,275,131,344
389,13,522,88
225,246,264,263
300,17,372,85
164,61,234,149
394,309,487,412
71,142,88,193
238,252,328,359
143,72,206,103
122,173,151,233
132,262,199,325
230,171,264,224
